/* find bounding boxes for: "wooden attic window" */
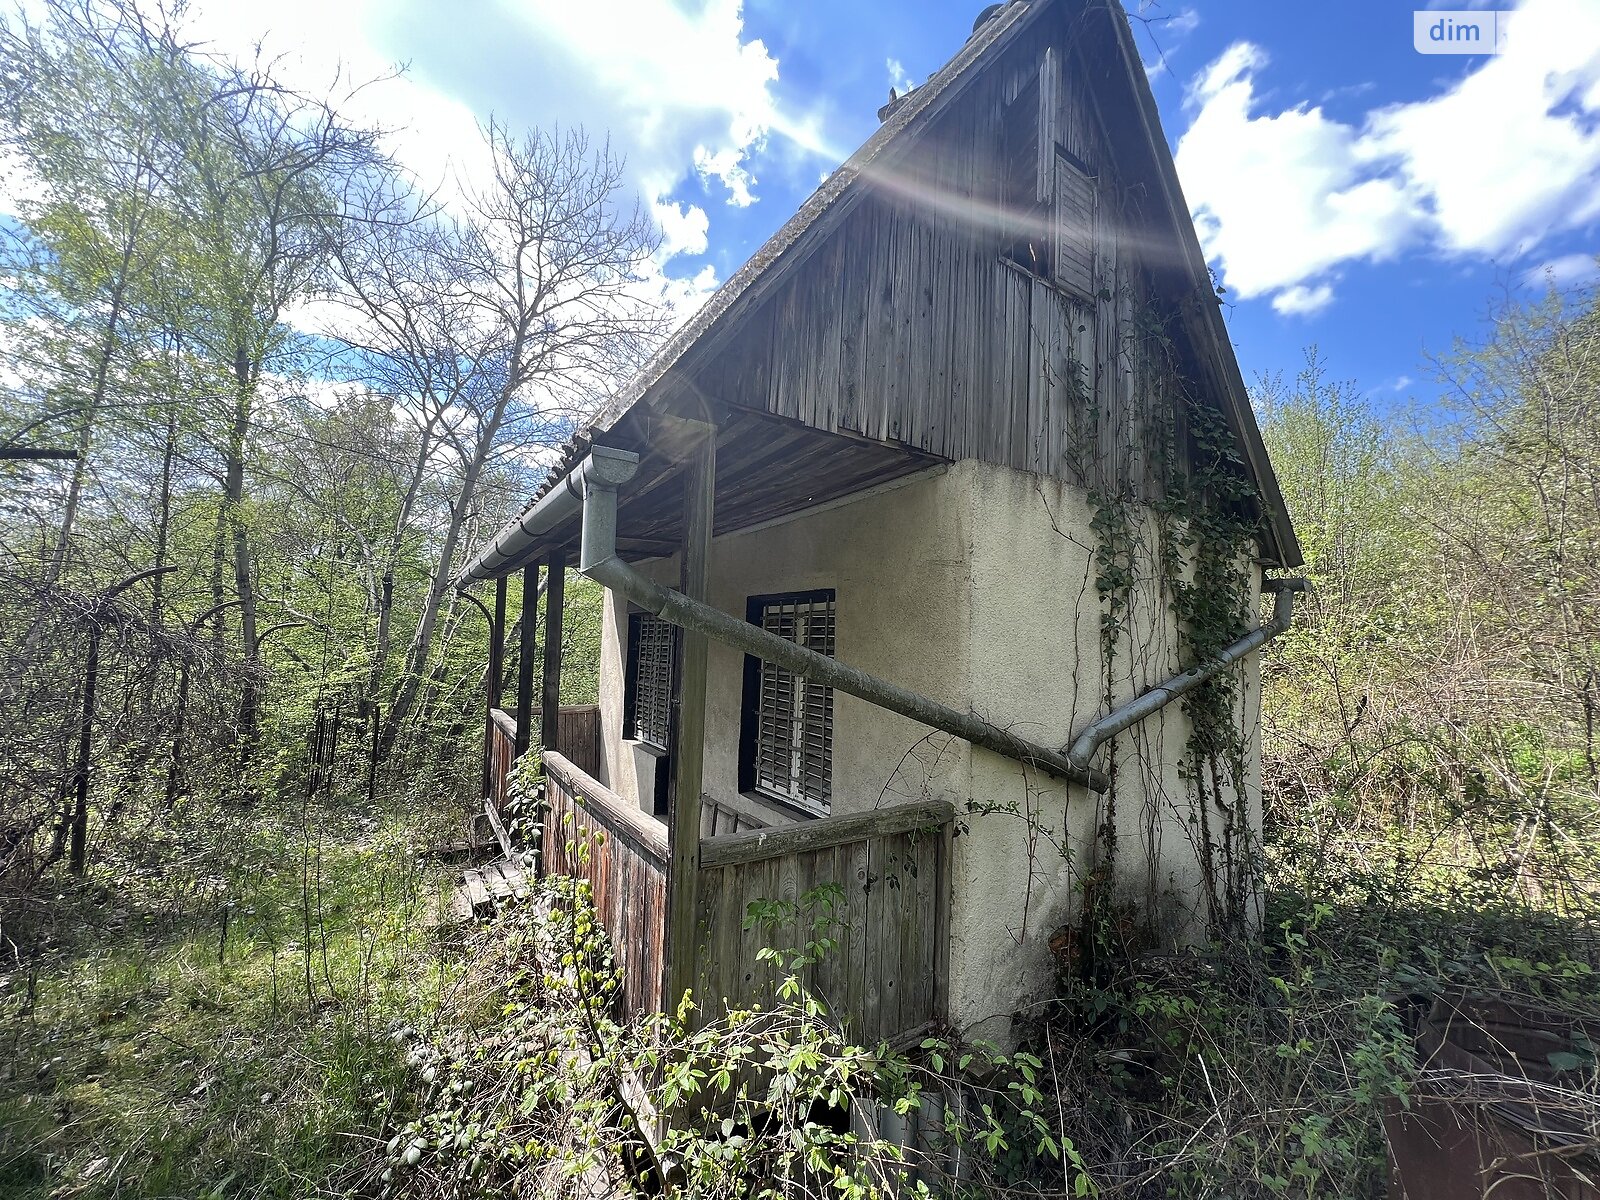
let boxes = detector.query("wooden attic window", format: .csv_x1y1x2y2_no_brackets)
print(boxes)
1001,47,1097,302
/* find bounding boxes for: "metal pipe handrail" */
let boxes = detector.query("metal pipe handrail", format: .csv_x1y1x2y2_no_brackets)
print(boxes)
571,448,1111,790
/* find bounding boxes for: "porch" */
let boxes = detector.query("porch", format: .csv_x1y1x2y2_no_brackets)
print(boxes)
487,708,952,1045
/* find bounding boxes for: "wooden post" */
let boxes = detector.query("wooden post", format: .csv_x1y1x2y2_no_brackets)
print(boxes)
483,577,507,802
515,564,538,758
541,551,565,752
490,576,507,712
664,424,715,1013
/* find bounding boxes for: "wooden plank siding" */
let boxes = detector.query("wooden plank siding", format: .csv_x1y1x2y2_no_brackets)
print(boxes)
488,706,602,817
542,750,668,1020
693,802,954,1046
524,759,952,1042
685,13,1198,510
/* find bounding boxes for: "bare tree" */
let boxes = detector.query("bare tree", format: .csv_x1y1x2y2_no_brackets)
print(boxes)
331,121,663,745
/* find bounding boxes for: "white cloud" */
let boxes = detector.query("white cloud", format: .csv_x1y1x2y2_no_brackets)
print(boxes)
1166,8,1200,37
1271,283,1335,316
886,57,914,93
653,200,711,259
486,0,793,210
168,0,835,330
1175,45,1418,305
693,144,759,207
184,0,488,202
1521,252,1600,288
1175,0,1600,313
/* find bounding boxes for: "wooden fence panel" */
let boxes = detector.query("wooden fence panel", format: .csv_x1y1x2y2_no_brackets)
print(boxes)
694,802,952,1045
542,750,668,1019
554,705,601,778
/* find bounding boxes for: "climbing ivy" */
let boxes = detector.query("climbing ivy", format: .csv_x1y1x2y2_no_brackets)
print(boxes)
1079,285,1266,938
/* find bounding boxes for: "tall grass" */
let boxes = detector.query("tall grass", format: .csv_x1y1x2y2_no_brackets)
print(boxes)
0,799,457,1200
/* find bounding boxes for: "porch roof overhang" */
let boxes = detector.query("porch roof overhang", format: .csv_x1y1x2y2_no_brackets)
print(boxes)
456,406,943,583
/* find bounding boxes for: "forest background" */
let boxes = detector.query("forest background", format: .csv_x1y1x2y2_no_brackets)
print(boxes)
1,2,1597,1196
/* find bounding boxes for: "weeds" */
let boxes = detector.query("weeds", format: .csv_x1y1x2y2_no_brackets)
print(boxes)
0,798,453,1200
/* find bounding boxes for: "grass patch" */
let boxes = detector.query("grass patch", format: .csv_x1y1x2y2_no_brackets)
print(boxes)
0,803,458,1200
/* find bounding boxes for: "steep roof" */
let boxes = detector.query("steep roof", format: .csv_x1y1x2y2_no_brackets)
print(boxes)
484,0,1301,571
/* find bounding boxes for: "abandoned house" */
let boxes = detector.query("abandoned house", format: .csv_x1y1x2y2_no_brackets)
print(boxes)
456,0,1305,1049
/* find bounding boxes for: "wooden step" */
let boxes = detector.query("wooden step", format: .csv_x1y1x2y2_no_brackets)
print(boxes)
457,858,530,921
461,868,492,917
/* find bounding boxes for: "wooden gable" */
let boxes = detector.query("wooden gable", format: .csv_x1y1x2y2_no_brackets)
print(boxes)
464,0,1301,583
665,0,1293,560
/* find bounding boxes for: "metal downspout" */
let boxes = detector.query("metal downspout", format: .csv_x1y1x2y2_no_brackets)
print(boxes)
514,445,1302,795
574,447,1111,791
1060,577,1308,777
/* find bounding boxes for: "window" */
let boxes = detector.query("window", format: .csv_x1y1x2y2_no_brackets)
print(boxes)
998,49,1098,302
1000,70,1050,276
739,590,836,816
624,612,674,748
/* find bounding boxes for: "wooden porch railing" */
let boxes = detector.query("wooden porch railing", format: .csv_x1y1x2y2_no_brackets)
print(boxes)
542,749,668,1019
487,705,602,820
487,708,519,829
694,801,953,1045
520,739,952,1041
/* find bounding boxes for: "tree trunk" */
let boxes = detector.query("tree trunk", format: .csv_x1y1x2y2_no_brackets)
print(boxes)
151,395,179,620
227,343,260,769
366,427,436,705
384,414,503,745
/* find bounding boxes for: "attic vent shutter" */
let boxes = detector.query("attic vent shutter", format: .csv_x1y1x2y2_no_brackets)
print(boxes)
1001,48,1060,277
1054,153,1096,300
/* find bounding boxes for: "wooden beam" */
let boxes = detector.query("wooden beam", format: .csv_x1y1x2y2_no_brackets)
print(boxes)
541,551,566,751
514,564,538,759
697,800,955,869
663,422,715,1012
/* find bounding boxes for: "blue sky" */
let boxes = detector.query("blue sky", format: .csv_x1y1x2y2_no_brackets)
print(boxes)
186,0,1600,406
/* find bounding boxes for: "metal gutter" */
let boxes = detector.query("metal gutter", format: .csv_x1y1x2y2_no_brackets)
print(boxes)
1061,577,1308,776
454,457,595,585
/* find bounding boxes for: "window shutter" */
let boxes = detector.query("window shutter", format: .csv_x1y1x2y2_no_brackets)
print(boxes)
1054,154,1096,300
755,605,797,797
797,605,836,808
740,592,836,815
1036,48,1059,204
629,613,674,748
1002,50,1060,278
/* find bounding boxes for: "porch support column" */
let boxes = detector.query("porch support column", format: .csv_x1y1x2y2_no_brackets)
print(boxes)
490,575,507,712
514,563,538,759
540,550,565,751
664,423,715,1012
483,576,507,803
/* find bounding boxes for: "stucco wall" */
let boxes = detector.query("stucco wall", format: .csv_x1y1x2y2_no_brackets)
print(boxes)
598,466,975,822
591,459,1265,1040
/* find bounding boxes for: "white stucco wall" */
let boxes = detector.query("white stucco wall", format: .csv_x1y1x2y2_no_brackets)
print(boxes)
591,459,1266,1040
